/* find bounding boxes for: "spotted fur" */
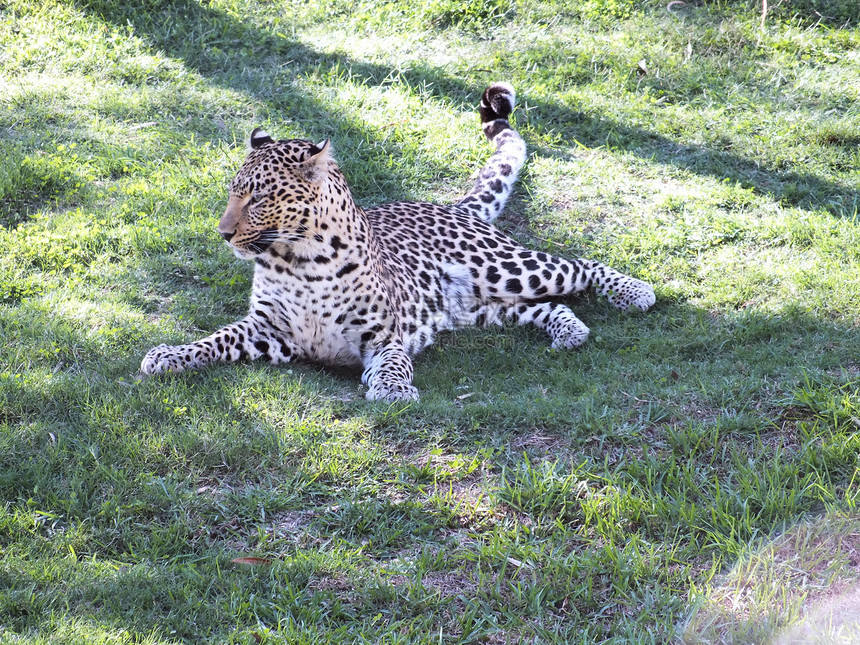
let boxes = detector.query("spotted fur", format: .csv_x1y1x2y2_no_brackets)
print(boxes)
141,84,656,401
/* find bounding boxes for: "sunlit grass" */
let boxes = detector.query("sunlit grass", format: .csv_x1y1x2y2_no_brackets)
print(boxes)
1,0,860,642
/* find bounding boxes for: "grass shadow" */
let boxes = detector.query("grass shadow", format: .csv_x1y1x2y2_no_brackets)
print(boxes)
3,2,860,641
70,0,860,220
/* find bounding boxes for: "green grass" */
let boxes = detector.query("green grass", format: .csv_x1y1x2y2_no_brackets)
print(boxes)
2,0,860,642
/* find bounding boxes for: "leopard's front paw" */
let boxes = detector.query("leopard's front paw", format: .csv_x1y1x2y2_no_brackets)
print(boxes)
606,278,656,312
141,344,187,375
550,319,590,349
365,381,419,402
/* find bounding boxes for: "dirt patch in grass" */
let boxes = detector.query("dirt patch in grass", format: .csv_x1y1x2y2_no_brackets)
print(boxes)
383,569,481,598
267,510,315,539
509,429,571,460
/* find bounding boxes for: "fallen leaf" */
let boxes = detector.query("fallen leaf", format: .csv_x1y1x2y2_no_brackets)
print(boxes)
231,557,273,566
506,556,533,569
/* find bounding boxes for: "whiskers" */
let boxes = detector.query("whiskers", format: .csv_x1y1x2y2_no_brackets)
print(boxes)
242,229,302,254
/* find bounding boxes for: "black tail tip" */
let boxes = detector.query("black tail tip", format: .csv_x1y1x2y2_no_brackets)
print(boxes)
481,83,516,121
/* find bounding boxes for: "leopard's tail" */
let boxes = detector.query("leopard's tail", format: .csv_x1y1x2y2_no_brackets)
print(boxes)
457,83,527,224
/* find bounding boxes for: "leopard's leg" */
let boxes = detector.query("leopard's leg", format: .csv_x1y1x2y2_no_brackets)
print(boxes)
478,251,655,313
140,315,298,375
360,343,419,402
471,301,591,349
581,260,656,312
458,83,526,223
546,258,655,312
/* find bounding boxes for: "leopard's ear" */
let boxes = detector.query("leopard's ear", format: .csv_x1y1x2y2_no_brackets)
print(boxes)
308,139,330,159
250,127,274,149
300,139,331,183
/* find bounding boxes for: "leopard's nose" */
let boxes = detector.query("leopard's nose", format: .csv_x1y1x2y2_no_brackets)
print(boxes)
220,230,235,242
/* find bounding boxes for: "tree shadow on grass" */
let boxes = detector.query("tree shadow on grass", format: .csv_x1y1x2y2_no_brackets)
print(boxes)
3,296,860,641
4,4,860,639
73,0,860,219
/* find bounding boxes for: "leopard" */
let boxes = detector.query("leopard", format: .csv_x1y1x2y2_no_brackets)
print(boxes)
141,83,656,401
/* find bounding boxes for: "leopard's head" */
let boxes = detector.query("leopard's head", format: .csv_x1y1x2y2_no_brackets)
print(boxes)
218,129,332,259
